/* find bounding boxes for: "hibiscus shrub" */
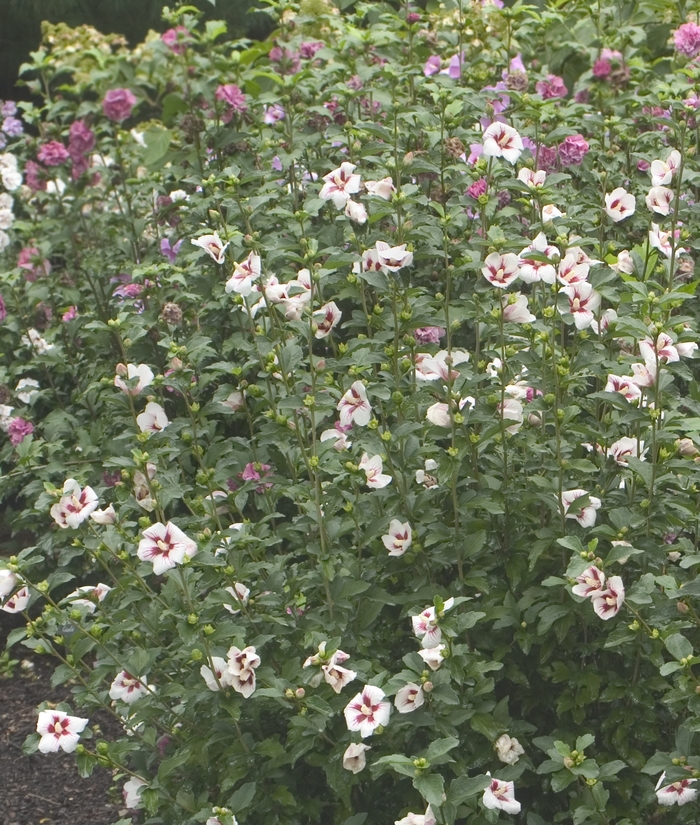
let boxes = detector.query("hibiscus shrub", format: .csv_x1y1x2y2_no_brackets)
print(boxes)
4,1,700,823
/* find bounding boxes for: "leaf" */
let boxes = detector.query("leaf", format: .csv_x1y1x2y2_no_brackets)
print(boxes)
576,733,595,752
413,773,445,808
426,737,459,761
641,752,671,775
229,782,256,810
143,128,173,165
341,816,368,825
448,774,490,803
664,633,693,661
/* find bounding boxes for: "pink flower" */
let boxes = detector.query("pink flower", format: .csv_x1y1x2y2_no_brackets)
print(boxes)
161,26,191,54
24,160,45,191
18,247,51,282
424,55,441,76
394,683,424,713
215,84,248,113
263,103,286,124
536,74,567,99
68,120,95,156
382,519,412,556
62,306,78,322
103,89,137,122
482,122,523,164
1,585,30,613
591,575,625,620
37,141,69,166
344,685,391,737
414,326,444,344
359,453,392,489
572,566,606,598
50,479,99,528
7,417,33,445
483,778,521,814
561,282,601,330
561,489,602,528
558,134,589,166
338,381,372,427
593,58,612,79
674,22,700,57
467,177,488,199
37,710,89,753
109,671,150,704
482,252,520,288
300,41,325,59
319,162,361,209
137,521,198,575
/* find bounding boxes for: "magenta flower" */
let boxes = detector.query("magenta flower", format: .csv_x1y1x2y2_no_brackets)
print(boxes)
263,103,286,124
215,83,247,112
240,462,273,492
18,247,51,282
103,88,137,122
0,294,5,323
536,74,567,99
161,26,191,54
8,417,33,445
424,55,441,76
68,120,95,156
300,41,324,59
414,326,444,344
24,160,45,191
37,141,69,166
674,22,700,57
467,177,488,199
62,306,78,322
558,135,589,166
160,237,183,263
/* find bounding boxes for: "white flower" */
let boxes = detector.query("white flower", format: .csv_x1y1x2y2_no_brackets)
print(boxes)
517,168,546,188
46,179,66,196
63,583,111,612
0,230,9,252
519,233,557,284
90,505,117,525
483,777,521,814
109,671,150,704
656,777,697,806
50,479,99,528
338,381,372,427
15,378,40,404
313,301,342,338
169,189,188,202
344,199,367,224
495,734,525,765
590,308,617,335
426,402,451,428
123,777,147,809
344,685,391,738
319,162,362,209
572,566,606,598
375,240,414,272
591,575,625,620
320,425,352,450
1,585,29,613
503,293,535,323
394,683,424,713
322,659,357,693
343,742,371,773
649,223,685,258
225,252,261,296
223,391,245,411
415,350,469,382
191,232,229,264
0,569,18,599
416,459,439,488
417,644,445,670
365,177,395,200
650,149,681,186
136,401,169,433
541,203,565,222
359,453,392,489
21,328,54,354
604,187,635,222
561,282,601,330
201,656,234,691
482,122,523,164
382,520,412,556
130,129,147,147
482,252,520,288
395,807,436,825
640,332,679,364
114,363,154,396
223,582,250,615
227,645,260,698
561,489,602,528
0,208,14,230
137,521,198,575
646,186,674,216
611,250,635,274
557,254,589,286
36,709,89,753
2,169,22,190
607,436,647,465
500,398,524,435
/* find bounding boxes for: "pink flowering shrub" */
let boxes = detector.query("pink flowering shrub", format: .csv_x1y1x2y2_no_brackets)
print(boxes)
2,3,700,825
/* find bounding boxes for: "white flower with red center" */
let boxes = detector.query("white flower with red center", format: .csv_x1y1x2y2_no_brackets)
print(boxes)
482,122,523,164
395,807,436,825
416,459,439,488
566,245,601,267
375,241,414,272
611,250,635,274
123,777,147,809
650,149,681,186
415,349,470,382
382,519,412,556
646,186,674,216
225,252,261,296
561,282,601,330
136,402,169,433
223,582,250,615
90,505,117,525
343,685,391,738
344,199,367,224
590,308,618,335
191,232,229,264
109,671,150,704
320,423,352,451
572,566,606,598
412,597,454,648
353,247,384,275
337,381,372,427
640,333,679,364
282,274,312,321
343,742,371,774
365,177,395,200
200,656,234,691
518,233,557,284
482,777,521,814
0,569,18,599
607,436,647,465
50,479,99,529
313,302,342,338
322,659,357,693
482,252,520,288
114,363,154,396
542,204,565,222
649,223,686,258
656,776,697,806
394,683,424,713
517,168,546,188
503,293,535,324
418,644,445,670
36,709,89,753
561,489,602,528
1,585,29,613
605,375,642,401
359,453,392,489
137,521,198,575
227,645,260,698
64,583,111,613
319,162,362,209
591,575,625,620
557,254,590,286
630,360,657,388
500,398,524,435
604,187,635,222
495,734,525,765
426,402,451,428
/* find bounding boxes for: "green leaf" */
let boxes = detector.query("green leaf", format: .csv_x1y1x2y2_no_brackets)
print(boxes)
426,737,459,761
229,782,256,811
576,733,595,751
449,774,490,803
664,633,693,661
413,773,445,808
143,128,173,165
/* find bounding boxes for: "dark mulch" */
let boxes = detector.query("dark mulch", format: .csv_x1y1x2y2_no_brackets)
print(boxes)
1,610,122,825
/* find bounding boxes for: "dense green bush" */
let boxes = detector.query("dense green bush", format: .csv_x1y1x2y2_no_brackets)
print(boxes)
3,1,700,824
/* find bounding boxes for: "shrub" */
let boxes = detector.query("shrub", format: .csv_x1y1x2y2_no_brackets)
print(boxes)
2,1,700,824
